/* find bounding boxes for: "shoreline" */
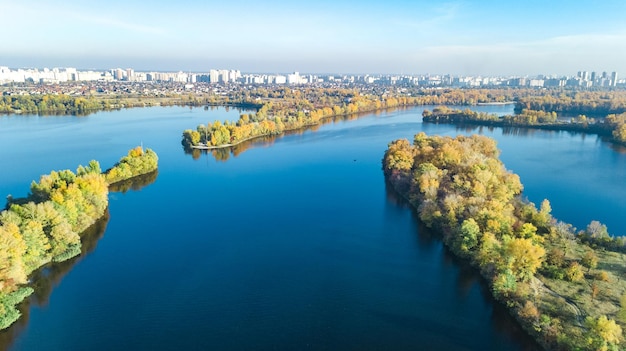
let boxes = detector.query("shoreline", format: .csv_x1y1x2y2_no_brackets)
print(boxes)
476,101,515,105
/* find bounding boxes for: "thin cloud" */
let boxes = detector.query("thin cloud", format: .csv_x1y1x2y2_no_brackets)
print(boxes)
418,30,626,56
396,1,462,30
1,2,166,36
66,11,167,35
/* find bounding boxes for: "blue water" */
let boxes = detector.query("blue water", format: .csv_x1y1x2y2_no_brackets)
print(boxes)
1,104,624,350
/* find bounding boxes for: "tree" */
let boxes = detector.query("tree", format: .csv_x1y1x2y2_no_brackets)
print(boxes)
493,269,517,298
182,129,200,146
504,237,545,282
519,300,540,322
20,220,51,271
585,315,622,350
0,223,28,292
586,221,609,240
458,218,480,253
383,139,415,172
519,222,538,239
546,247,565,267
581,251,599,272
533,199,552,229
565,262,584,282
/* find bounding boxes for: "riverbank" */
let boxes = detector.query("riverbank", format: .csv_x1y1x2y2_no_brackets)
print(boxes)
383,133,625,350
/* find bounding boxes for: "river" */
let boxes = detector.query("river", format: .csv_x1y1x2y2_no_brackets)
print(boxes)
1,104,624,350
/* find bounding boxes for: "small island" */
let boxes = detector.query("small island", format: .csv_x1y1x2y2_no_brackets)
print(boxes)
0,146,158,329
383,133,625,351
422,106,626,145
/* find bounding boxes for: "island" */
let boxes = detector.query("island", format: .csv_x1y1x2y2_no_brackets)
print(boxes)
383,133,625,350
422,106,626,145
0,146,158,329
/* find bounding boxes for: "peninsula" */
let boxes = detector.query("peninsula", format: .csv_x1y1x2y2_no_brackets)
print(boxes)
0,146,158,329
383,133,625,350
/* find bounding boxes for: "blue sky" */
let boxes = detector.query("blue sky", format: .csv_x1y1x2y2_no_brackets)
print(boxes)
2,0,626,75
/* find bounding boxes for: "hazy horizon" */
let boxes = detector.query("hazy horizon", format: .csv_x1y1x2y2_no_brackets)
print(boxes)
2,0,626,76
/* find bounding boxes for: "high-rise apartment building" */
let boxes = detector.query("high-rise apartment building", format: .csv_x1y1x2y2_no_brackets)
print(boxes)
611,72,618,87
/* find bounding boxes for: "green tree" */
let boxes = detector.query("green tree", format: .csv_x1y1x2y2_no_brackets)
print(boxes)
493,269,517,298
585,315,622,350
504,237,545,282
565,262,584,282
0,223,28,292
458,218,480,253
581,250,599,272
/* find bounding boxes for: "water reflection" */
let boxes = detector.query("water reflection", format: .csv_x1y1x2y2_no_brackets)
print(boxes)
0,167,156,349
385,181,541,350
108,170,158,193
440,122,615,144
609,142,626,154
0,212,110,350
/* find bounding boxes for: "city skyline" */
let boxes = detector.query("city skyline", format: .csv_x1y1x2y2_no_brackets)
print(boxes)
2,0,626,75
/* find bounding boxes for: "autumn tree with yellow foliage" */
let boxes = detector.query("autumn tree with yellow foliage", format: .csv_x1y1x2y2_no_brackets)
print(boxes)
383,133,623,350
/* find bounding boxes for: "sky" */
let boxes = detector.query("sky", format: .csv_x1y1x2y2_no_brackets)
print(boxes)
2,0,626,76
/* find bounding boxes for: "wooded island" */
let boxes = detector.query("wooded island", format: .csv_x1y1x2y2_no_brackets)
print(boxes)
0,146,158,329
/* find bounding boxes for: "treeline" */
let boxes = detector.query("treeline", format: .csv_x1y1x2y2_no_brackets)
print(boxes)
0,93,259,116
104,147,159,184
422,107,626,143
0,146,158,329
423,106,560,125
383,133,624,350
0,94,110,114
515,90,626,117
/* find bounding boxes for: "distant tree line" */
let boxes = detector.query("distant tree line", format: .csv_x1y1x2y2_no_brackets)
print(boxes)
515,90,626,117
0,93,261,116
0,94,109,114
422,107,626,144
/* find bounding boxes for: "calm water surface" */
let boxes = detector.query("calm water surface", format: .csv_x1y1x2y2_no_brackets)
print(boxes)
1,104,625,350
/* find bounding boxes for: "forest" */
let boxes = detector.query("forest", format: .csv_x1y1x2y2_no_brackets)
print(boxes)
0,146,158,329
383,134,626,351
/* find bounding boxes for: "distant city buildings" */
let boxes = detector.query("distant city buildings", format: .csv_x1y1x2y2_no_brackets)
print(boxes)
0,65,624,88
